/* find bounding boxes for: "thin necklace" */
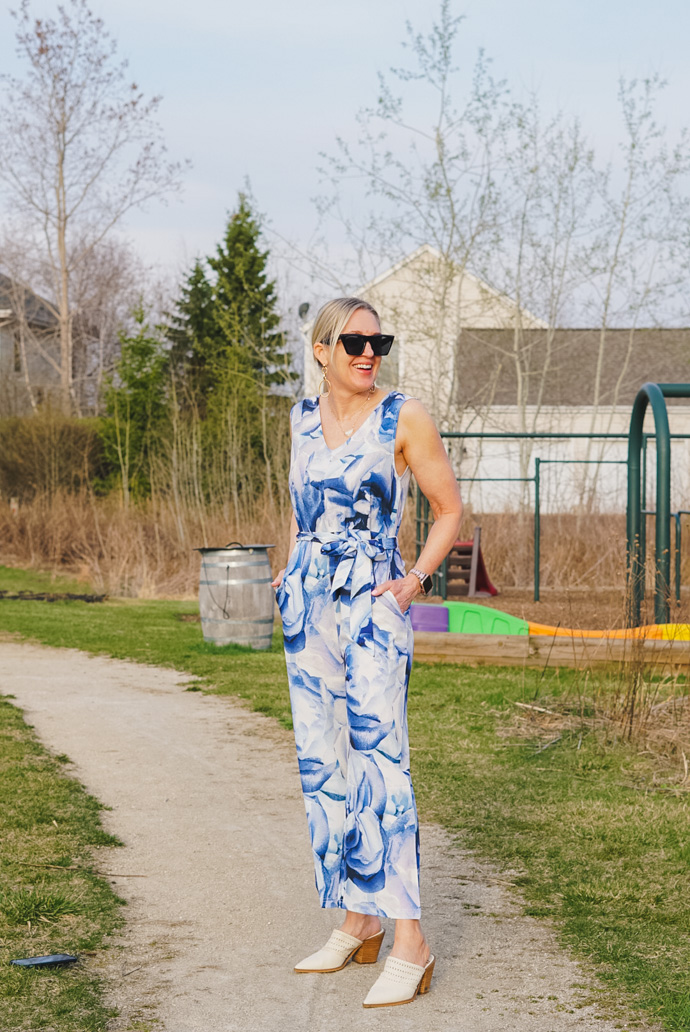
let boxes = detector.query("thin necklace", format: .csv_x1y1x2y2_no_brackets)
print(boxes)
328,390,376,438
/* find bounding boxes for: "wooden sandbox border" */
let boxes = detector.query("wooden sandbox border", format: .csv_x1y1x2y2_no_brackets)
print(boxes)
413,632,690,671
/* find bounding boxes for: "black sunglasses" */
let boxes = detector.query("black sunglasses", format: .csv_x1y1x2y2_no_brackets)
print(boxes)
333,332,395,356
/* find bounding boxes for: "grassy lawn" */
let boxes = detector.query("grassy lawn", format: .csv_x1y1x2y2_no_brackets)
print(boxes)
0,688,124,1031
1,565,689,1031
0,565,94,595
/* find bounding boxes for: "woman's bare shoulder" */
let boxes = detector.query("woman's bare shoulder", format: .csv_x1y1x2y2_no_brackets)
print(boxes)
398,397,437,433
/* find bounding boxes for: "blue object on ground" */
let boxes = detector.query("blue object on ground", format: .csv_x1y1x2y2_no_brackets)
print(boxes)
10,954,78,968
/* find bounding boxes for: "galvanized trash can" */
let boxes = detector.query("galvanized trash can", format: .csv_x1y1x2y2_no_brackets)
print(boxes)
196,542,275,650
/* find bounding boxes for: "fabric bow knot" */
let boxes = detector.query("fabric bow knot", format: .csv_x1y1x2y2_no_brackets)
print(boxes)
296,529,398,637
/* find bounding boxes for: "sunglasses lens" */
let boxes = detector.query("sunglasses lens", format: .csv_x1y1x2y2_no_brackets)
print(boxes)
338,334,395,356
373,335,394,355
339,334,365,355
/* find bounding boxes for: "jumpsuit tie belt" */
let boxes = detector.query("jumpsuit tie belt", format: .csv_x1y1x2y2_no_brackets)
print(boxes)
296,529,398,634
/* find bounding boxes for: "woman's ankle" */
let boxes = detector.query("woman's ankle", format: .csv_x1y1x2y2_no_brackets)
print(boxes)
391,922,429,965
390,937,430,966
339,912,382,939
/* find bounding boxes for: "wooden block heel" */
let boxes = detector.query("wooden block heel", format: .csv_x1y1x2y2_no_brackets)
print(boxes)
353,929,385,964
418,957,435,994
363,954,435,1008
294,927,385,973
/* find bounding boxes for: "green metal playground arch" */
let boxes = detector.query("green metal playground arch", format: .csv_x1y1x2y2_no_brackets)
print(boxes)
626,382,690,627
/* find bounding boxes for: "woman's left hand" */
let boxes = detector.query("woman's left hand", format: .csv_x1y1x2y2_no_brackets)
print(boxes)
372,574,422,614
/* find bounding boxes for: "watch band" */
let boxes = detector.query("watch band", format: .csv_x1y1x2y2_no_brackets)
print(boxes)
410,567,433,595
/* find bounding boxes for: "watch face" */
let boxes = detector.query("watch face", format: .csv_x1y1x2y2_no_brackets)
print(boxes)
422,574,433,595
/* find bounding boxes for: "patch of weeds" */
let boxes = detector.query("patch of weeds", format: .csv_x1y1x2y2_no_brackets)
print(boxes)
0,887,84,924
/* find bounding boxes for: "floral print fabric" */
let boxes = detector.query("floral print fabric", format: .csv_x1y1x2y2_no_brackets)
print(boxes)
276,391,421,919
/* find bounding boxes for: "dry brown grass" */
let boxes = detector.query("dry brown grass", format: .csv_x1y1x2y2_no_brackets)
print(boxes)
465,510,627,590
482,510,689,593
501,669,690,789
0,491,293,598
0,491,687,605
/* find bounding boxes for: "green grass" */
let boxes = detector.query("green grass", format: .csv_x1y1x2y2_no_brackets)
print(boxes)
0,685,124,1031
0,565,92,595
1,564,689,1031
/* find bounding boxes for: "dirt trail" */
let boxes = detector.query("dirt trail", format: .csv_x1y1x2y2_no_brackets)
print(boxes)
1,641,634,1032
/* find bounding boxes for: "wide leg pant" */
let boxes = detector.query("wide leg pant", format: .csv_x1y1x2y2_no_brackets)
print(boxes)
283,577,421,919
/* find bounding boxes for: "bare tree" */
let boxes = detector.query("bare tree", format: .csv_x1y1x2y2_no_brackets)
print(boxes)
70,236,149,413
310,1,510,429
0,0,186,413
579,76,690,500
476,99,600,497
301,1,690,514
0,226,152,415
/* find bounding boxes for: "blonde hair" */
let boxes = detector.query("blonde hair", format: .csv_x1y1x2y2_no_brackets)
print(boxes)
311,296,380,365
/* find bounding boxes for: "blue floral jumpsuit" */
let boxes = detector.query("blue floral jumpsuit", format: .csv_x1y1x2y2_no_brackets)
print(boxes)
276,390,421,920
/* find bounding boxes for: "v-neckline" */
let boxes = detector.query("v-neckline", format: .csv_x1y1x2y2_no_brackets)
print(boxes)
318,391,393,453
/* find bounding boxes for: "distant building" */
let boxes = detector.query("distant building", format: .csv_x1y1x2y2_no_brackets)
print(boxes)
0,274,60,415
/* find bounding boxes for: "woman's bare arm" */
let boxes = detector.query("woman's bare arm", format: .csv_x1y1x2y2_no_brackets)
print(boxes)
271,510,298,589
372,399,463,610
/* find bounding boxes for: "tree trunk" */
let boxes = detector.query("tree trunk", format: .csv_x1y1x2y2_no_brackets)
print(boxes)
56,121,73,415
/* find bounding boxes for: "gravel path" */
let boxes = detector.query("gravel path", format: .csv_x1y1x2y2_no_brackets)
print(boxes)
1,640,635,1032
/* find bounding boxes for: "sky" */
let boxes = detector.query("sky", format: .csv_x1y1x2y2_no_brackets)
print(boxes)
1,0,689,306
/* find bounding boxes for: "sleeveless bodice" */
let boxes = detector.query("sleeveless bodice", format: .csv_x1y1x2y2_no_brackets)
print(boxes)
277,391,411,652
289,391,411,539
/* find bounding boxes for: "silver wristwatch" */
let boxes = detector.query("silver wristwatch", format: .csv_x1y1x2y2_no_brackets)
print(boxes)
410,567,433,595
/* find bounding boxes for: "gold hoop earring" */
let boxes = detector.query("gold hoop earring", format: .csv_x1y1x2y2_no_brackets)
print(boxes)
369,381,377,396
319,364,331,397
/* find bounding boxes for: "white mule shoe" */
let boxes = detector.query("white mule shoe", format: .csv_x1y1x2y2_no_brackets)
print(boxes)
294,927,385,974
362,953,435,1007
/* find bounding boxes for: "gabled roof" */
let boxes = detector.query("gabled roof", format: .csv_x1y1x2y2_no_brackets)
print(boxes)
359,243,548,329
0,274,57,329
456,326,690,408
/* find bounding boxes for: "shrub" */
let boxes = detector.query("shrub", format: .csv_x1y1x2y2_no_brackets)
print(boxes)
0,410,108,501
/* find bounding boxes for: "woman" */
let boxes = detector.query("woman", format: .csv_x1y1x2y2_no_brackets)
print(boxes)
272,296,462,1008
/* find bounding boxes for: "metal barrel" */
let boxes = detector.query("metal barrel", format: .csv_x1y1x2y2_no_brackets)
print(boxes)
196,543,275,650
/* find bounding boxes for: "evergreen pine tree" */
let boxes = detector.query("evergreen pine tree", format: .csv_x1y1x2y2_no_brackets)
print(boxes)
162,194,294,513
165,259,218,406
208,193,294,388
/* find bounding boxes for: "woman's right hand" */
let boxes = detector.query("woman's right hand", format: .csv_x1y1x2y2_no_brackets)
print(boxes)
271,568,285,589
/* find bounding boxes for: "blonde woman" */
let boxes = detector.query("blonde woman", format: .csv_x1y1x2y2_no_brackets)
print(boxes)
272,297,462,1008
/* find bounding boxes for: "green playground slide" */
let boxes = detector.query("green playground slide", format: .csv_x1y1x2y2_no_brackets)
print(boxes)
443,600,529,636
